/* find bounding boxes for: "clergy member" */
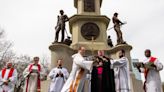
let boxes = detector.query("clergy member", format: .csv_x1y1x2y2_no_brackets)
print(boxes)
0,61,18,92
23,56,44,92
48,59,69,92
136,49,163,92
91,50,115,92
111,49,130,92
61,46,94,92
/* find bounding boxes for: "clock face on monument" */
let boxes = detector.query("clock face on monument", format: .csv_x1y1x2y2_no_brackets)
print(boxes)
81,22,100,40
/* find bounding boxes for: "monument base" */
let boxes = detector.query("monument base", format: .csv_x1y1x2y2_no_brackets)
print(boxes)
130,72,144,92
49,43,75,71
41,80,50,92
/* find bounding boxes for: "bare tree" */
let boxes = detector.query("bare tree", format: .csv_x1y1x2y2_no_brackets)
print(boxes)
13,55,31,92
0,30,4,39
0,29,15,69
40,54,50,80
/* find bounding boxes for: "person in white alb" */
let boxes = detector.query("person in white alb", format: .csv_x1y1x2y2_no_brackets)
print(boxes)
111,49,131,92
48,59,69,92
136,49,163,92
0,61,18,92
61,46,94,92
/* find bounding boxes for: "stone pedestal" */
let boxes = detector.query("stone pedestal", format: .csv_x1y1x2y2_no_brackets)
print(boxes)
41,80,51,92
49,43,75,71
131,73,144,92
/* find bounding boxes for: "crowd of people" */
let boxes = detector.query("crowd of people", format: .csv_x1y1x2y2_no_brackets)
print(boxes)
0,46,163,92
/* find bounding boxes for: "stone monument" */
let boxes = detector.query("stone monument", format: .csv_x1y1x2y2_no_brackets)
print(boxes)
70,0,110,50
41,0,144,92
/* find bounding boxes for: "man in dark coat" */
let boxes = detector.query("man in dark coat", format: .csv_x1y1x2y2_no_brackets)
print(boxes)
91,50,116,92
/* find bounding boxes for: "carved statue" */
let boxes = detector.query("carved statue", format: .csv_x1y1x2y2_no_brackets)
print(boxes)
112,12,126,45
53,10,69,43
107,35,113,47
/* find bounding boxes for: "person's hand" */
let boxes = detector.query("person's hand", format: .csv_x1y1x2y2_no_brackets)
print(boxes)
92,56,97,62
36,71,40,75
3,80,9,85
59,71,64,77
136,63,141,68
151,64,156,68
29,70,32,73
55,26,58,30
56,74,59,77
149,62,156,68
102,57,108,62
60,73,64,77
121,23,125,25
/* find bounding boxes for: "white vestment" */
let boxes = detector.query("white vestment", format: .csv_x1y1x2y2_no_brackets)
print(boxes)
23,64,44,92
140,57,163,92
111,57,130,92
48,67,69,92
61,53,93,92
0,68,18,92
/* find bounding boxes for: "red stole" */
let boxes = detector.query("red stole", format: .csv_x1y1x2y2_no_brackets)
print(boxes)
143,57,156,92
1,68,14,79
26,64,41,92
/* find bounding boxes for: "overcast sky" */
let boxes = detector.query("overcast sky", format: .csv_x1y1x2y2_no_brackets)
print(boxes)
0,0,164,81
